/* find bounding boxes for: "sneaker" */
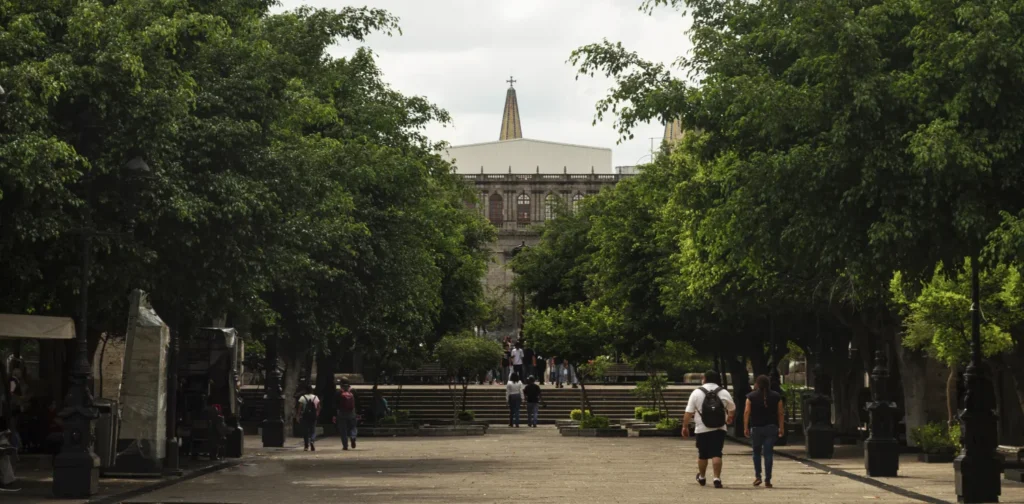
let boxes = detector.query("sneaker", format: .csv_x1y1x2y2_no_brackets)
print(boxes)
303,446,309,451
765,481,773,489
713,479,723,489
696,474,706,486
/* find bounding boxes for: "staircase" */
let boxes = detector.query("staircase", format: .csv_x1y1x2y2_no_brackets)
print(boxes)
385,385,697,425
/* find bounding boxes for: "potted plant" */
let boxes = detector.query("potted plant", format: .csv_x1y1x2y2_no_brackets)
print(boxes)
910,422,957,463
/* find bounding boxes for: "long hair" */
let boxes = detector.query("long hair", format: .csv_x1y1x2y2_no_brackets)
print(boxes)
755,374,771,407
510,372,521,383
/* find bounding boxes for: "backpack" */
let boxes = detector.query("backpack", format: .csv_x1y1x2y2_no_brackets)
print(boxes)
338,390,355,413
301,394,318,423
698,386,727,428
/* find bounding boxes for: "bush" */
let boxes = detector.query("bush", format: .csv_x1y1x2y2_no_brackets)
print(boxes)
579,414,611,429
656,417,681,431
394,410,411,422
634,406,648,419
641,410,662,423
570,409,592,421
458,410,475,421
909,422,956,454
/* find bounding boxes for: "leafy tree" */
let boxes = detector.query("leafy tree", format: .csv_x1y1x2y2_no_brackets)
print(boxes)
435,332,504,419
524,303,622,412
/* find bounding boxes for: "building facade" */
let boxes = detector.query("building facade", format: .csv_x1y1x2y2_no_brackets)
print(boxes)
442,80,631,338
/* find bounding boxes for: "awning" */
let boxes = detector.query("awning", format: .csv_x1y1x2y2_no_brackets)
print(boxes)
0,314,75,340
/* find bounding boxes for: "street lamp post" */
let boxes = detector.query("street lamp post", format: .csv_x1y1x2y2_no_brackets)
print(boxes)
53,158,151,497
262,327,285,448
864,351,899,476
53,231,101,498
954,256,1001,503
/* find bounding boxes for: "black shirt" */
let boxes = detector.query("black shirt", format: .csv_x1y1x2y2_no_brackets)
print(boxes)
524,383,542,403
746,390,782,427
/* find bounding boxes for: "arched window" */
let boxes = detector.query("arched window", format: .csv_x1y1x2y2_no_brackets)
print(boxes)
516,193,531,225
488,193,504,226
544,193,558,221
572,193,585,213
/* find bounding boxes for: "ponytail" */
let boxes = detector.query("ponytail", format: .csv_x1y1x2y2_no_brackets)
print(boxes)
755,374,771,407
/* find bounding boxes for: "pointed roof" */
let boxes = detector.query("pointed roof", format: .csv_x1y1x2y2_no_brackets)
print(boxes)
663,117,684,145
499,76,522,141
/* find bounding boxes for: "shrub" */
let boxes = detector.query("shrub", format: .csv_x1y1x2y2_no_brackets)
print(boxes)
949,424,963,453
909,422,956,454
570,409,592,421
641,411,662,423
458,410,475,421
394,410,411,422
656,417,681,431
579,414,611,429
634,406,648,419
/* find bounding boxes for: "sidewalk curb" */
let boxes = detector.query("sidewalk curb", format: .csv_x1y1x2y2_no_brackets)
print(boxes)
86,460,240,504
726,434,951,504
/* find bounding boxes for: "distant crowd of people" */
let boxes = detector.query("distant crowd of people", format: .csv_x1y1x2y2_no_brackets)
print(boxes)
494,337,576,388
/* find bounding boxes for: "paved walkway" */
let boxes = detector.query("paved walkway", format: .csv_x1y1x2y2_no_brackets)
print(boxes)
10,430,1024,503
117,430,1024,504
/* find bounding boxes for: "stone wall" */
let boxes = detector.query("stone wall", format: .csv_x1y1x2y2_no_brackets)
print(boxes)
465,173,629,338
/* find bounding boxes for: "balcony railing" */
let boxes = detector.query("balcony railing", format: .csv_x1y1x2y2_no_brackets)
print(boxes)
461,173,632,182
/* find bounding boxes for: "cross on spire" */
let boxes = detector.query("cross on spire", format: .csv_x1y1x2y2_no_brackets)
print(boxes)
507,75,516,88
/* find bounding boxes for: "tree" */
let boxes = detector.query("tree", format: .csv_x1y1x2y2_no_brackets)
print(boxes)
891,262,1021,423
524,303,622,412
435,332,504,420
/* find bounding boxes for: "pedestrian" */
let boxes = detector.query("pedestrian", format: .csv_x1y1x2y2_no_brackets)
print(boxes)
744,374,784,488
296,385,320,452
535,353,546,385
682,370,736,489
335,380,358,450
523,344,536,380
501,338,511,383
510,341,525,379
506,372,524,427
523,375,542,427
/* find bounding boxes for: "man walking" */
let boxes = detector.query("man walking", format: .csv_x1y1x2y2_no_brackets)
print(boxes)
335,380,358,450
682,370,736,488
296,385,320,452
510,341,525,379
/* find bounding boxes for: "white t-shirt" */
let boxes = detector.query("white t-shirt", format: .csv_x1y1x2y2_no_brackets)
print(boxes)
506,381,524,401
685,383,736,434
510,348,524,366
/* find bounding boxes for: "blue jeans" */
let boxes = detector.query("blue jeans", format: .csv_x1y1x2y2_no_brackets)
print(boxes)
302,420,317,448
751,424,778,481
337,414,357,449
508,395,522,426
526,402,539,427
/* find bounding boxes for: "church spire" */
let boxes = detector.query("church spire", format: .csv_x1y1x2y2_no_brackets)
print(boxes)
499,76,523,141
663,117,684,146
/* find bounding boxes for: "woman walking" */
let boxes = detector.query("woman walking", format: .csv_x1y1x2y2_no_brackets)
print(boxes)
506,372,524,427
744,375,784,488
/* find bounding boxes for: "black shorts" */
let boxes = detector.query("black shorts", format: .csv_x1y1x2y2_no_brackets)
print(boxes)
695,429,726,460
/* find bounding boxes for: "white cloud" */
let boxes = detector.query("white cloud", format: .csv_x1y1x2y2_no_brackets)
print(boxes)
275,0,692,167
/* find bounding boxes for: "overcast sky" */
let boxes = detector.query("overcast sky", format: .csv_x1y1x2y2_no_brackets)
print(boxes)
276,0,692,168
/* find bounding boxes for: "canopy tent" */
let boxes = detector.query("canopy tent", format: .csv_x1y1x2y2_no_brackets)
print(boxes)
0,314,75,340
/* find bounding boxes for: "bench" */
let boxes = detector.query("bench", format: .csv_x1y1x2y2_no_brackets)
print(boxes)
998,445,1024,482
602,364,657,383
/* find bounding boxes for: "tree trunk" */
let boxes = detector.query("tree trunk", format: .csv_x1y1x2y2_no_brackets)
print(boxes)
315,351,336,423
728,355,751,436
461,380,470,413
280,345,303,430
946,366,958,426
894,338,947,446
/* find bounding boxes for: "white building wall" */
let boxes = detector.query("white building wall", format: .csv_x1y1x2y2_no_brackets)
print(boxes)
444,138,613,174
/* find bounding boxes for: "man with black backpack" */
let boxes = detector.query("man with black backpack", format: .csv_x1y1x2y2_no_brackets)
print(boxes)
682,370,736,488
296,385,320,452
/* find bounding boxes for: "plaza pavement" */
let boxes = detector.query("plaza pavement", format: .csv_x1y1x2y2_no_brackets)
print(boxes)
115,429,1024,504
11,429,1024,503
